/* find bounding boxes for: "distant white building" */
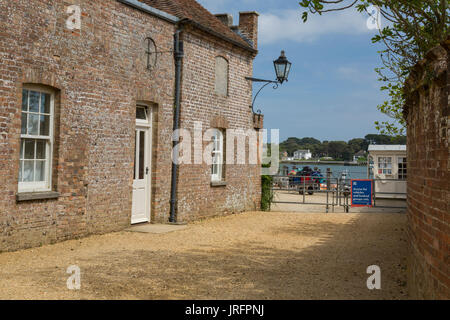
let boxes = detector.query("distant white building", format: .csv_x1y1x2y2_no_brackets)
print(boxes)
293,149,312,160
368,145,407,199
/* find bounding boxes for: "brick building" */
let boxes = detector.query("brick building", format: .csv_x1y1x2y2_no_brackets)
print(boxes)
0,0,262,251
403,37,449,299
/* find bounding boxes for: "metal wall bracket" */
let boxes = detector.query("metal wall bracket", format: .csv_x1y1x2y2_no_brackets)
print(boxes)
245,77,280,116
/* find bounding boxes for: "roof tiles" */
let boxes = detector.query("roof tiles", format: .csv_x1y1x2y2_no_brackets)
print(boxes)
138,0,254,51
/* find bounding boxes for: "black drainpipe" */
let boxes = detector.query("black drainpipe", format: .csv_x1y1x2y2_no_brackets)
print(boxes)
169,24,184,223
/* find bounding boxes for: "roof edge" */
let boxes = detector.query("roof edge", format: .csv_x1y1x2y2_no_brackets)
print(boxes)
116,0,257,54
181,19,258,54
368,145,407,151
239,11,260,16
117,0,179,23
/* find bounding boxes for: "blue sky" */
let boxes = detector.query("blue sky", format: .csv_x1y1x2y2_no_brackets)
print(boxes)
197,0,395,142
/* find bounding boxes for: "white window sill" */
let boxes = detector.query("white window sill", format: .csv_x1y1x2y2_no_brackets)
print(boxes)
211,181,227,187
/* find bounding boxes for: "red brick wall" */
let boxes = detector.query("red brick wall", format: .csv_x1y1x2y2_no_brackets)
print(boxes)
0,0,261,251
175,25,261,222
404,39,449,299
0,0,177,251
238,12,259,50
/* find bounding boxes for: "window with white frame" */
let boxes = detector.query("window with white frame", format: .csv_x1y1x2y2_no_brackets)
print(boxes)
136,105,149,122
378,157,392,175
19,87,54,192
211,129,224,182
398,157,407,180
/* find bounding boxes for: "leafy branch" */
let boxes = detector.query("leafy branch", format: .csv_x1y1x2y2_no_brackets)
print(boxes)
299,0,449,136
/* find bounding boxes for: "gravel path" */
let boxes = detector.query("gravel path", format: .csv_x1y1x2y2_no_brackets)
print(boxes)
0,211,408,299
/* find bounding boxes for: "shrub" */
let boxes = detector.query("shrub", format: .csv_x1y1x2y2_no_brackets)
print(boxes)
261,174,273,211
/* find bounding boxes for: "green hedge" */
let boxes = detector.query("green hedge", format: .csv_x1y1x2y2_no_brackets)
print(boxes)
261,174,273,211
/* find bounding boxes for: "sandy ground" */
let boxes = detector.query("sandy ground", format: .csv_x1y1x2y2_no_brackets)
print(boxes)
0,211,408,300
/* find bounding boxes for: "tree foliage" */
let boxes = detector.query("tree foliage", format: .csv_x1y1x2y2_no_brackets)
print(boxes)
299,0,449,136
280,134,406,160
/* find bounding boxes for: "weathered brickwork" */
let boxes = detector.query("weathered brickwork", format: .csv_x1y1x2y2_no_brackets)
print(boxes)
403,38,450,299
0,0,261,251
176,25,261,222
237,12,259,50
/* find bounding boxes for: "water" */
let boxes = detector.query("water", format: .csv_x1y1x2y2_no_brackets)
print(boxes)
279,163,369,180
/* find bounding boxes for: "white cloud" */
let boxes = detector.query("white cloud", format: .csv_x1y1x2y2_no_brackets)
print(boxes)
336,65,379,87
197,0,259,13
259,9,372,45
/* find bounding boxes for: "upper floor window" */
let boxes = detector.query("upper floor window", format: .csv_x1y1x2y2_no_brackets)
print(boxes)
19,86,54,192
215,56,228,96
378,157,392,175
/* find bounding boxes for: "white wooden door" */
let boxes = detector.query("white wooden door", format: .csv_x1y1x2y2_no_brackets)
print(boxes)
132,127,151,224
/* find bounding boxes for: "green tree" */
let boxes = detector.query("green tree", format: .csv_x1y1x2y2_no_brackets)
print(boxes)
279,134,406,161
299,0,449,136
280,136,323,156
328,141,349,160
348,138,368,153
299,137,322,145
364,133,406,145
365,133,392,145
390,135,407,144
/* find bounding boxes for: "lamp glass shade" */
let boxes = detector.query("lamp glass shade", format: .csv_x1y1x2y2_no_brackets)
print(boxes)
273,50,292,84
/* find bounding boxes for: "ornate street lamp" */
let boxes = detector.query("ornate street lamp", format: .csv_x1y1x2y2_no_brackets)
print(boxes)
273,50,292,84
246,50,292,115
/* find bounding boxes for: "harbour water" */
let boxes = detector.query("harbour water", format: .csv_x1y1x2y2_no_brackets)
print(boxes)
279,163,369,180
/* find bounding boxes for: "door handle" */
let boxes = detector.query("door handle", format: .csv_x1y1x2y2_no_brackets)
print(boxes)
146,167,149,175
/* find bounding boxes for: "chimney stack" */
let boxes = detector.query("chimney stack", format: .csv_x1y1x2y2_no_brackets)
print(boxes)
215,13,233,27
239,11,259,49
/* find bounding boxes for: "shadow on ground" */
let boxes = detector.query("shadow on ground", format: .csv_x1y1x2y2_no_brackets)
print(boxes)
0,212,408,300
